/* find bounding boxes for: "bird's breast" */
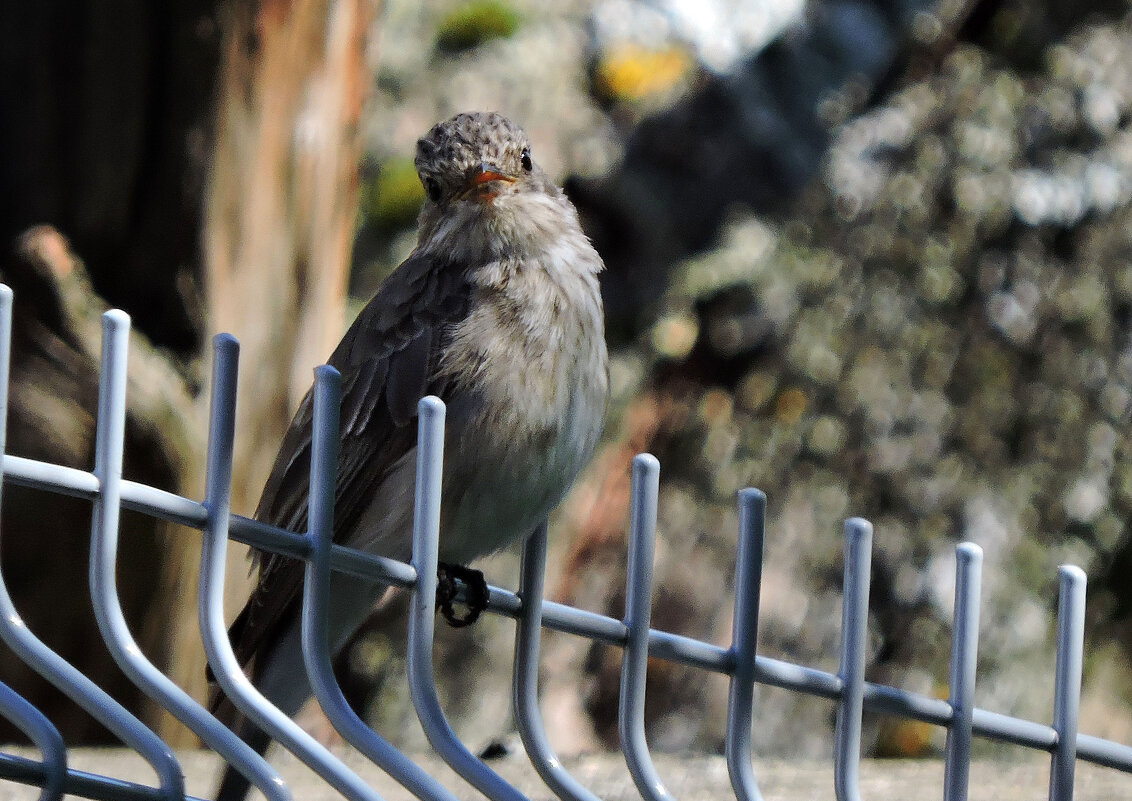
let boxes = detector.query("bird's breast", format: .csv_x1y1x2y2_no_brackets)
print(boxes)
434,241,607,562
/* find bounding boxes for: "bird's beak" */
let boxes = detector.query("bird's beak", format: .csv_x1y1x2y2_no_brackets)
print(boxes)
470,168,511,186
462,164,515,201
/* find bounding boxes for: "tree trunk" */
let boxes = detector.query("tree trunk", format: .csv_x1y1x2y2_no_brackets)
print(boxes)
160,0,375,738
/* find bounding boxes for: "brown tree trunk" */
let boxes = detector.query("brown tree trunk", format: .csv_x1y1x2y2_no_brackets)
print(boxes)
158,0,375,739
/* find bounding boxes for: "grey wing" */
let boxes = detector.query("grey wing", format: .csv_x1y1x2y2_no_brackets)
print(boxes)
224,251,470,672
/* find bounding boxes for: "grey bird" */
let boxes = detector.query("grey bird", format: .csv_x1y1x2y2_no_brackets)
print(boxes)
213,111,608,799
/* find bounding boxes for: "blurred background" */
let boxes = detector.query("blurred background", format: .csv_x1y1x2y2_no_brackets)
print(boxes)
2,0,1132,769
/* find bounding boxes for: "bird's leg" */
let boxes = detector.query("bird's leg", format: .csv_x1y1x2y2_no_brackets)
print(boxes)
436,562,490,628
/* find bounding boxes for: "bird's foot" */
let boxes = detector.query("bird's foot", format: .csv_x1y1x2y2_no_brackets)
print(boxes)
436,563,490,628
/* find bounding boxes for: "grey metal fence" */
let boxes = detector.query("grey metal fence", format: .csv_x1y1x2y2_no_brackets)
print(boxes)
0,282,1128,801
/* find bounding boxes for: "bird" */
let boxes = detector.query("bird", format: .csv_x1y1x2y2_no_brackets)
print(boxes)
212,111,608,799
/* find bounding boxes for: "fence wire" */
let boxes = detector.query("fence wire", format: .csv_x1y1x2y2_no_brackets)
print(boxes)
0,284,1128,801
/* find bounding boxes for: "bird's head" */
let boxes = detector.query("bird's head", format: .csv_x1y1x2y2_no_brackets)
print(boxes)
412,112,584,263
414,111,558,216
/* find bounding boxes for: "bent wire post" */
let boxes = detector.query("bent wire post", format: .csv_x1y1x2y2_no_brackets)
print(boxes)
833,518,872,801
197,335,290,801
0,679,65,801
0,287,65,801
619,453,675,801
944,543,982,801
513,521,601,801
406,396,529,801
725,488,766,801
303,366,459,801
1050,565,1086,801
197,339,381,801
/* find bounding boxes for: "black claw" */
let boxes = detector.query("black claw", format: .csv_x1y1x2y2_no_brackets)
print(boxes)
436,562,490,628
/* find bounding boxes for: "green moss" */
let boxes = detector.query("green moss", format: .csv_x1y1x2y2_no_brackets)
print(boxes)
359,158,424,232
435,0,520,53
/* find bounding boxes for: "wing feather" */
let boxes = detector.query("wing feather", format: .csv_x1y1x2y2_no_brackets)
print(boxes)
225,251,470,674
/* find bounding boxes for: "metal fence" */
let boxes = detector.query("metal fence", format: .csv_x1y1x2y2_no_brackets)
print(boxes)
0,283,1128,801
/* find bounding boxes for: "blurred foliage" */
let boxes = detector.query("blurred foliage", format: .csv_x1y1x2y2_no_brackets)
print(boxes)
592,43,695,105
435,0,521,53
359,157,425,234
615,17,1132,753
346,0,1132,759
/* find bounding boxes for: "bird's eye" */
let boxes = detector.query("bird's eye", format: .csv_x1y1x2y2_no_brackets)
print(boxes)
425,177,442,202
520,149,532,172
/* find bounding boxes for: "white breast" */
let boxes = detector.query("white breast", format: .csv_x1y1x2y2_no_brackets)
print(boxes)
435,232,608,563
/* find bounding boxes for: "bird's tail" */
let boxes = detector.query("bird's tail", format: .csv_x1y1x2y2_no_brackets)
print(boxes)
213,715,272,801
208,652,268,801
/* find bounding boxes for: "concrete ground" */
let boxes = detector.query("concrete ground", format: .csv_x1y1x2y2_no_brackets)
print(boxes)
0,748,1130,800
